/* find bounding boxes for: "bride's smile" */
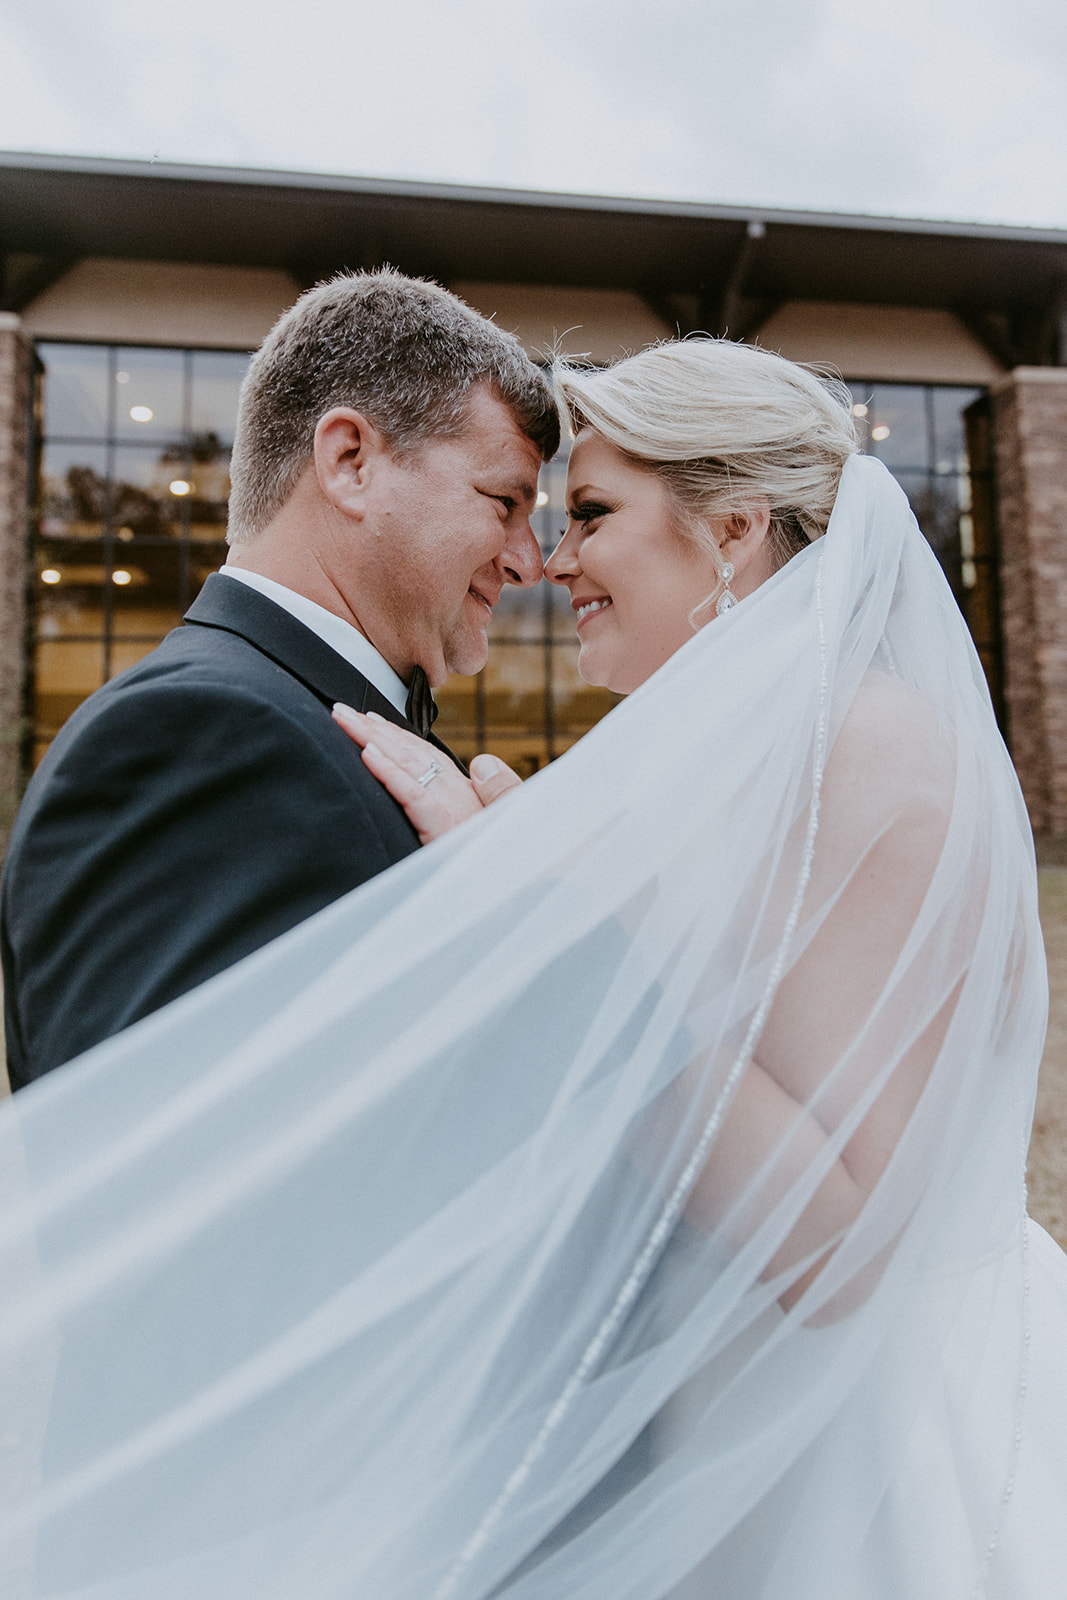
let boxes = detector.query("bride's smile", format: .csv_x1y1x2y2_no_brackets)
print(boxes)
573,595,612,627
546,428,726,694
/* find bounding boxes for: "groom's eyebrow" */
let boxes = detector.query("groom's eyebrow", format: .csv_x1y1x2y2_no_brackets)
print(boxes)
508,475,539,507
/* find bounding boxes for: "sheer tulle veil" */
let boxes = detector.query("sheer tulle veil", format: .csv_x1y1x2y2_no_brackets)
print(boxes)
0,455,1050,1597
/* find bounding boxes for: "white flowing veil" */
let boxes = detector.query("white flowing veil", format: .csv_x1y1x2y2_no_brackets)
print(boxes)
0,455,1049,1598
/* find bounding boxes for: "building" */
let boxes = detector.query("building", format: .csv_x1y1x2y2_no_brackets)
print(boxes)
2,152,1067,852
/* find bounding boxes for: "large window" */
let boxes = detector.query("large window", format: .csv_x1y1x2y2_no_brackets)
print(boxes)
29,345,996,770
32,343,250,765
846,380,1002,717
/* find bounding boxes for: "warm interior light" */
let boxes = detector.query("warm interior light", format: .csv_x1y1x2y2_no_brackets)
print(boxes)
535,489,549,508
112,569,133,586
117,526,134,541
129,405,154,423
40,568,61,585
871,424,891,441
169,479,192,496
852,403,869,418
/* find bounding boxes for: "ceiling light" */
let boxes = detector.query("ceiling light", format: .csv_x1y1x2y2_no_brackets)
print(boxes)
40,568,61,585
871,424,891,441
852,403,868,418
129,405,153,423
169,479,192,496
116,370,130,384
535,489,549,508
112,569,133,586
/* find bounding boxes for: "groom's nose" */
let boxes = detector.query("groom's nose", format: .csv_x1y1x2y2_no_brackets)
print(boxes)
500,517,543,588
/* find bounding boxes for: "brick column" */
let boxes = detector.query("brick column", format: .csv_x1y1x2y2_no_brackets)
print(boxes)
0,314,33,860
991,368,1067,836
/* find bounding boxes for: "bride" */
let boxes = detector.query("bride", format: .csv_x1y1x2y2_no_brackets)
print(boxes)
1,337,1065,1598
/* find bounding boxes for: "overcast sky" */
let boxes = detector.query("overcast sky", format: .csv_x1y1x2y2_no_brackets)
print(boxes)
2,0,1066,230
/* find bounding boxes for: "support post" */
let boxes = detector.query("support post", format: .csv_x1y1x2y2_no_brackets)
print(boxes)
0,314,33,859
990,367,1067,836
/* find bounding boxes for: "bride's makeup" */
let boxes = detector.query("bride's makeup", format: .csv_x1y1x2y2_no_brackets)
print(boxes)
545,430,720,694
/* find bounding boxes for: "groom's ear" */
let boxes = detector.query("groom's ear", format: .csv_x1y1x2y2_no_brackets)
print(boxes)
313,407,392,518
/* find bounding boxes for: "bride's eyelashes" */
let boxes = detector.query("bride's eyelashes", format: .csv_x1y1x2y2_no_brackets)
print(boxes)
567,500,614,529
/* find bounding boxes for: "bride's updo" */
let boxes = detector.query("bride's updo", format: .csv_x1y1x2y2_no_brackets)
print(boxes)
554,340,858,572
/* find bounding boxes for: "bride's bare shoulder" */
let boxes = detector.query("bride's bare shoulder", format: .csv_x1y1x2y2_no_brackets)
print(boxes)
827,671,953,817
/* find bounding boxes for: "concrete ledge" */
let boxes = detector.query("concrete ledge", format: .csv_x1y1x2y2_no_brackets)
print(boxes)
990,365,1067,394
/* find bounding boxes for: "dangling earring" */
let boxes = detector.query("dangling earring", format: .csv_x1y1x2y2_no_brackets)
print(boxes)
716,560,737,616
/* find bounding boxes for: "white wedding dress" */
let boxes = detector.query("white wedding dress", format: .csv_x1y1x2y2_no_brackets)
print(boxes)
0,454,1065,1598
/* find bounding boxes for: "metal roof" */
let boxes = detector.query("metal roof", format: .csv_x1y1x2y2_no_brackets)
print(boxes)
2,152,1065,362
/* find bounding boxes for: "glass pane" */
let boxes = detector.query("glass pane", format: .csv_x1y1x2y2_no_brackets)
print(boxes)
926,475,968,562
35,560,105,634
110,637,175,678
482,642,545,732
185,442,232,540
489,584,549,643
190,350,251,446
114,347,185,442
110,540,185,615
962,560,1000,648
435,673,479,746
38,343,110,438
551,643,620,731
35,639,106,735
40,441,109,540
891,469,934,535
189,544,229,594
534,448,570,554
866,386,929,471
931,386,982,473
893,469,964,597
36,584,103,641
112,446,185,538
480,736,552,779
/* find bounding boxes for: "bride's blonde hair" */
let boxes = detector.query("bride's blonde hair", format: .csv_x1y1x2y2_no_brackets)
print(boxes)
554,339,858,575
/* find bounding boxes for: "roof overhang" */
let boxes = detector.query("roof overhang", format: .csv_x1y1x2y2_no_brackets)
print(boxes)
2,152,1065,362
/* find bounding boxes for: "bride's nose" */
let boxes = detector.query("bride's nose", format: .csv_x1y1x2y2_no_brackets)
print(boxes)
545,526,581,584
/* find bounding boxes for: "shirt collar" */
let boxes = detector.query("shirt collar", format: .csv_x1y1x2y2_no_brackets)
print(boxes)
218,567,409,716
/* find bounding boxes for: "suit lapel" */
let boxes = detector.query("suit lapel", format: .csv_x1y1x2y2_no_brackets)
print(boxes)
183,574,409,724
184,575,461,763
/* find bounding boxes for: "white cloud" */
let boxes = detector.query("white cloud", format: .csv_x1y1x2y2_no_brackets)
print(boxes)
1,0,1066,228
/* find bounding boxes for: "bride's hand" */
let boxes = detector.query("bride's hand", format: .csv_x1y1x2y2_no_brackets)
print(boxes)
331,705,522,845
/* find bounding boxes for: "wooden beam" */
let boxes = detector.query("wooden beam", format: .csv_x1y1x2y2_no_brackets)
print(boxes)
954,307,1023,371
638,291,702,337
711,219,766,337
0,251,79,314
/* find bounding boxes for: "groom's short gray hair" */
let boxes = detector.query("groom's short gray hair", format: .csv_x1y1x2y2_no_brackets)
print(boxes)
227,269,560,542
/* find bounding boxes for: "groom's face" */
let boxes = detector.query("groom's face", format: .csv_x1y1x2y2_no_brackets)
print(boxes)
356,385,544,684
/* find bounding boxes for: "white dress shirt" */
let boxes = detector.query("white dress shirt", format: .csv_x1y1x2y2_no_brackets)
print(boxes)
218,567,408,716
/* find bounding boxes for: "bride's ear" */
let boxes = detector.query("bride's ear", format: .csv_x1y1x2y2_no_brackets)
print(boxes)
720,501,773,594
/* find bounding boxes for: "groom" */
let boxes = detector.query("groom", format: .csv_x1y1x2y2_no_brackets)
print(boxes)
1,270,559,1087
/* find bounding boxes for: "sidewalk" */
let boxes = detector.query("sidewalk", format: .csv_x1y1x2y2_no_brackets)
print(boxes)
1029,869,1067,1245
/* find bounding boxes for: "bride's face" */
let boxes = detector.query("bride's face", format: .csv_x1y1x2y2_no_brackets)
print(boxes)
546,430,722,693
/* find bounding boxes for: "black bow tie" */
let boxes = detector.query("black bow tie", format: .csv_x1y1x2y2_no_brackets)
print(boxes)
405,665,439,739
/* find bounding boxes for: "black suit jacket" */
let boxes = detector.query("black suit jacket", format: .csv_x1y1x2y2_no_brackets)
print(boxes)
1,574,452,1088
